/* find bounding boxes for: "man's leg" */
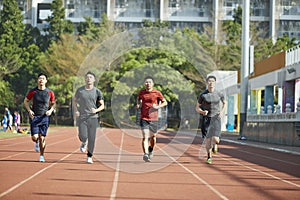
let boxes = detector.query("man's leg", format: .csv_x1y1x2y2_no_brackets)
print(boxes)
78,120,88,152
212,136,220,153
39,135,46,156
148,133,156,159
31,134,38,142
142,129,150,154
149,134,156,149
205,137,213,164
86,118,98,158
31,134,40,152
142,129,151,162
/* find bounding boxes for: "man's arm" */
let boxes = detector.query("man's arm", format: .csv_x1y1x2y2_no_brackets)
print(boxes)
72,96,80,117
93,99,105,113
153,98,167,109
46,101,56,116
136,96,142,109
160,98,168,108
24,98,34,118
220,100,226,115
195,102,208,116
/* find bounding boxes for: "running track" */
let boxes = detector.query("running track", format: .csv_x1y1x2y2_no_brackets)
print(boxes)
0,127,299,200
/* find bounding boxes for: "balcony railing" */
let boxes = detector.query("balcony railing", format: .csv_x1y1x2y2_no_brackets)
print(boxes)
247,100,300,123
286,44,300,66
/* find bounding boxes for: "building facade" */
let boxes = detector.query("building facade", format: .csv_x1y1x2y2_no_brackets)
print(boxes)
219,45,300,146
1,0,300,42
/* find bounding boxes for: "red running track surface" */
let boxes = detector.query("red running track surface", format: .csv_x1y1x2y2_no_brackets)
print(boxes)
0,127,299,200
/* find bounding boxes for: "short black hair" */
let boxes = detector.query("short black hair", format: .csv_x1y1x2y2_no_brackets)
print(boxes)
38,73,48,79
144,76,154,82
206,75,216,82
85,71,96,78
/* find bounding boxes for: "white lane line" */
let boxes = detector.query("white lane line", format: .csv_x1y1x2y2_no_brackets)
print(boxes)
236,149,300,166
190,143,300,188
222,138,300,156
0,137,75,161
110,131,124,200
162,133,300,189
219,156,300,188
158,146,229,200
2,133,65,147
0,127,109,198
0,149,78,198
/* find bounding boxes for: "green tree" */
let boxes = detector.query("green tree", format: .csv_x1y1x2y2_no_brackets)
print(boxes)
77,13,120,42
0,0,25,77
2,18,42,112
47,0,74,38
0,80,14,108
41,0,74,50
41,34,93,79
47,74,79,125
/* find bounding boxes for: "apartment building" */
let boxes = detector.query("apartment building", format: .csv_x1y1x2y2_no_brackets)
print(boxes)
1,0,300,41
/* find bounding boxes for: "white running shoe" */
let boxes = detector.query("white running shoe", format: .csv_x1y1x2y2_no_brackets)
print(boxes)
149,151,154,159
34,141,40,152
86,157,93,164
80,142,87,153
39,155,45,162
143,153,151,162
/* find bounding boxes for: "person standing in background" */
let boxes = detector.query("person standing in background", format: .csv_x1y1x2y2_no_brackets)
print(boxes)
14,111,21,133
5,107,12,132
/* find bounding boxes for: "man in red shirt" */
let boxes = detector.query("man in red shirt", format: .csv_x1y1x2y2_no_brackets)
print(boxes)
136,76,167,162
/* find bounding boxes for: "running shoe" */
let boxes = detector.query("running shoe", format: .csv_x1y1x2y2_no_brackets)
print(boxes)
148,146,154,159
143,153,150,162
86,157,93,164
39,155,45,162
34,141,40,152
212,144,218,154
206,158,212,164
80,142,87,153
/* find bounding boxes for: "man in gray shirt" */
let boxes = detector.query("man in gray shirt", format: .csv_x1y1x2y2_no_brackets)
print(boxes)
73,71,104,164
196,75,226,164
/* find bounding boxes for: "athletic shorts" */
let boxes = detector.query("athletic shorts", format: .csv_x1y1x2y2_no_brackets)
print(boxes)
30,115,49,136
140,119,158,134
202,115,221,138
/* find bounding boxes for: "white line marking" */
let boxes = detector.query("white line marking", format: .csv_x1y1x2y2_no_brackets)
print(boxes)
222,138,300,156
162,133,300,189
191,142,300,188
236,149,300,166
0,149,78,198
219,156,300,188
110,131,124,200
0,137,75,161
158,146,229,200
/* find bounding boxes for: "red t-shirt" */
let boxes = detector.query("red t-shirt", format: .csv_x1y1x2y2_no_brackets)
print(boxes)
138,89,165,121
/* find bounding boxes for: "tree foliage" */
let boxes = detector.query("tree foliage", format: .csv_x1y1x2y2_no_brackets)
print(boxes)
0,80,14,108
0,1,298,125
0,0,25,77
0,0,41,110
40,0,74,51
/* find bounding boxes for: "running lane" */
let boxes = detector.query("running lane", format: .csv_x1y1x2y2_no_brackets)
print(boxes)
0,127,299,200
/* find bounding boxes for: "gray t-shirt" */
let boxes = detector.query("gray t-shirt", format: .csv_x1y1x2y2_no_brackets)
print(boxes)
75,86,104,118
198,89,225,117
